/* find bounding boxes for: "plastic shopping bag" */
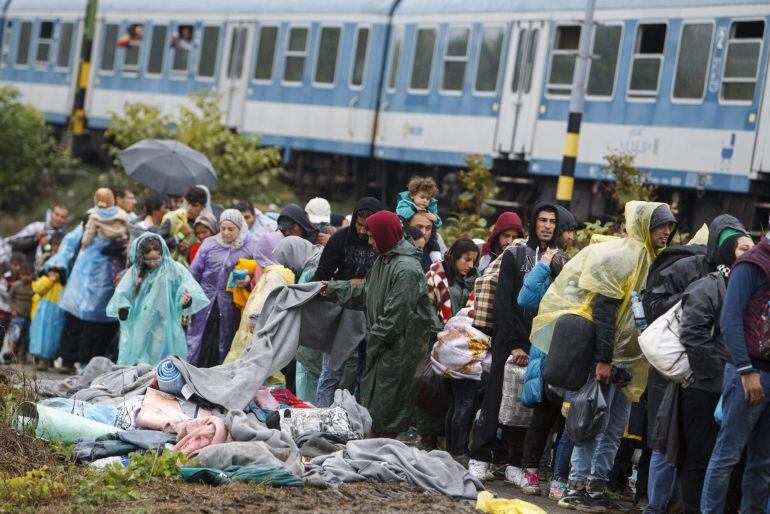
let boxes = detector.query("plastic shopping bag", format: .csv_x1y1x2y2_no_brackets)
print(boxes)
565,378,608,446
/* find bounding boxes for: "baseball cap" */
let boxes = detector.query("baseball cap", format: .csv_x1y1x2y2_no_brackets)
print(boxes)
305,197,331,224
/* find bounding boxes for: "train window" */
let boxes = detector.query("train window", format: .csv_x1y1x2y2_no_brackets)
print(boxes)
441,26,470,92
55,22,75,69
722,20,765,102
350,26,370,88
474,25,504,93
673,23,713,101
314,26,342,85
511,28,538,94
283,26,309,84
171,25,193,75
99,23,119,72
146,25,167,75
628,23,667,99
121,23,144,75
198,26,220,79
35,21,54,67
409,27,437,92
1,20,12,68
226,26,247,79
587,25,622,97
546,25,580,96
253,25,278,81
387,27,404,91
16,21,32,66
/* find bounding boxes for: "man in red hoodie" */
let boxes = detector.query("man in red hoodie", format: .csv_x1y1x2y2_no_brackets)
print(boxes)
478,212,525,273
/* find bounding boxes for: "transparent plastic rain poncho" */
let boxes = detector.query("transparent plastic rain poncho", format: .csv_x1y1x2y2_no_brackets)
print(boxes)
107,233,209,366
531,201,669,401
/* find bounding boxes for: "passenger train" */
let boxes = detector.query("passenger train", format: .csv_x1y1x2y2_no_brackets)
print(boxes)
2,0,770,228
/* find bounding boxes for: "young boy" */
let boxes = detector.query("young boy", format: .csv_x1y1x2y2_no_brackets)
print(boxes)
5,261,35,364
396,176,442,228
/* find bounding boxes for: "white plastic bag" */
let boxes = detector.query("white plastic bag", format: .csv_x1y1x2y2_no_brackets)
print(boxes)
638,300,692,383
498,357,532,427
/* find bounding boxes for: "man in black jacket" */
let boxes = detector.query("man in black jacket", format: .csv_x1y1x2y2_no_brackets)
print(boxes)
640,214,748,514
312,197,383,406
277,203,319,244
468,201,559,484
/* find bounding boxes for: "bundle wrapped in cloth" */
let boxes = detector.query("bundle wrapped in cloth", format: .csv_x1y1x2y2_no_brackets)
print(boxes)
430,309,491,380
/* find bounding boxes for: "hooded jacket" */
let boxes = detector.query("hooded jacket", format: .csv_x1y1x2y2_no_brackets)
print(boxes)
532,201,672,401
326,238,432,434
643,214,746,322
277,204,318,244
478,211,525,272
313,198,382,281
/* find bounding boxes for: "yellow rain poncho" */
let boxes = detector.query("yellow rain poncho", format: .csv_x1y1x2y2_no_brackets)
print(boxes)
223,264,295,364
531,201,670,401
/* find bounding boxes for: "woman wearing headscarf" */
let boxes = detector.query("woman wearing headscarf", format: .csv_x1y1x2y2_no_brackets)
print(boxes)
478,211,524,273
107,233,208,366
223,231,293,365
325,210,432,437
188,212,218,264
186,209,258,367
273,236,324,401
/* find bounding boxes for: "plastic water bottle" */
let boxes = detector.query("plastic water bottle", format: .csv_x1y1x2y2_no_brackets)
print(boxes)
631,291,648,332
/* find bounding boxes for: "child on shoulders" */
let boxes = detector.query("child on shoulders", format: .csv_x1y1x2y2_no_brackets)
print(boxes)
396,176,442,228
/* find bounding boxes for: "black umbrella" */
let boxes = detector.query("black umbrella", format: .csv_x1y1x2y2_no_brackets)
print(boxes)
119,139,217,195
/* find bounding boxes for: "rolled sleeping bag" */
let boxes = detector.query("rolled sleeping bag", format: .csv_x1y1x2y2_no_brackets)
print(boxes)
156,358,186,397
16,401,122,444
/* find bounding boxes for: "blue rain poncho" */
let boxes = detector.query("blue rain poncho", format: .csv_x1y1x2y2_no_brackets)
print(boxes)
107,233,209,366
58,231,116,323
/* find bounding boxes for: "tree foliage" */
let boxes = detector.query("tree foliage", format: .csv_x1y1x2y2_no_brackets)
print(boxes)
105,91,285,204
0,86,76,212
604,150,657,205
440,154,499,245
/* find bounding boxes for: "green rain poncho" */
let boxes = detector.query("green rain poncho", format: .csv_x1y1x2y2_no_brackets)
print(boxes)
327,239,433,434
530,201,670,401
107,233,209,366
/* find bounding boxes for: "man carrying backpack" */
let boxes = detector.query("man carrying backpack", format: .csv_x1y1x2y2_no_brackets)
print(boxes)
701,230,770,514
467,202,559,484
642,214,748,513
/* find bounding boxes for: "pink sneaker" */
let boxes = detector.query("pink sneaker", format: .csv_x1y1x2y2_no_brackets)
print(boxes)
521,470,541,495
548,479,567,500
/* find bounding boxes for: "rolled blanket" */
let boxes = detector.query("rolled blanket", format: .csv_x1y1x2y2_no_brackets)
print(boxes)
156,358,185,397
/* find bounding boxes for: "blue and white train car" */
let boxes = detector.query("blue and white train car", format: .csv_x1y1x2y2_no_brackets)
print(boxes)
380,0,770,221
84,0,395,161
0,0,84,124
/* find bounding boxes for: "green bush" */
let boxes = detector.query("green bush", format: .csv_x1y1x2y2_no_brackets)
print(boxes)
0,87,76,212
439,154,498,246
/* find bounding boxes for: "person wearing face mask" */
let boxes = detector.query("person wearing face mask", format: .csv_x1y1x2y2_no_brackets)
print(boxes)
665,231,754,513
186,210,258,367
107,233,208,367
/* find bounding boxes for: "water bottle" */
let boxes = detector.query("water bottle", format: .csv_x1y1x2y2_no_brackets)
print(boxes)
630,291,648,332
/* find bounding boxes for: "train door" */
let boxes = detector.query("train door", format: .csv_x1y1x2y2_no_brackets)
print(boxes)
752,22,770,173
220,21,255,130
494,21,546,157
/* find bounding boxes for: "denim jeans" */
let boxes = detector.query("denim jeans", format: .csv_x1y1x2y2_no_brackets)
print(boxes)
553,428,574,482
701,364,770,514
316,352,343,408
643,450,677,514
569,382,631,485
445,378,478,455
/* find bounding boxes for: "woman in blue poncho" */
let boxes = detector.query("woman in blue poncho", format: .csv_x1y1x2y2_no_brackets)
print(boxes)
107,233,208,366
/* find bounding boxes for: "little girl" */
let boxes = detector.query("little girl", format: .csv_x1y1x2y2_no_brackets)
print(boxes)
81,188,130,247
107,233,208,366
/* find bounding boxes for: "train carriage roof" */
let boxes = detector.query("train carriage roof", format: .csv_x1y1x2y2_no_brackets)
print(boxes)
6,0,88,15
394,0,770,14
93,0,395,16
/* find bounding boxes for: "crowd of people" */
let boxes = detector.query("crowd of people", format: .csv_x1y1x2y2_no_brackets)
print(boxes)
0,176,768,513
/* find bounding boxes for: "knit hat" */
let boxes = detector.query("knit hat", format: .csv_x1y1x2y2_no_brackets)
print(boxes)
305,197,331,224
718,228,745,247
366,211,403,255
649,205,676,231
482,211,524,256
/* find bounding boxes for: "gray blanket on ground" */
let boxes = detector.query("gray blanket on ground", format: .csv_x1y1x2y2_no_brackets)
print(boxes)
307,439,484,499
193,410,303,476
36,357,154,404
171,282,365,411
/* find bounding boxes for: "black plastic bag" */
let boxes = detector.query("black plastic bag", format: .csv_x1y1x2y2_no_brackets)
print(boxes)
566,378,608,446
544,314,596,390
415,360,450,418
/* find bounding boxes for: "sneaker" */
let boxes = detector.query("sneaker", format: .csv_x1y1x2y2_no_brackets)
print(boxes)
468,459,494,482
521,469,541,495
504,465,528,488
572,492,609,513
559,489,589,510
549,479,568,501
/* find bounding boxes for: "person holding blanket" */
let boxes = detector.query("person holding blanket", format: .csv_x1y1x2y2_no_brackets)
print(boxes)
107,233,208,366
